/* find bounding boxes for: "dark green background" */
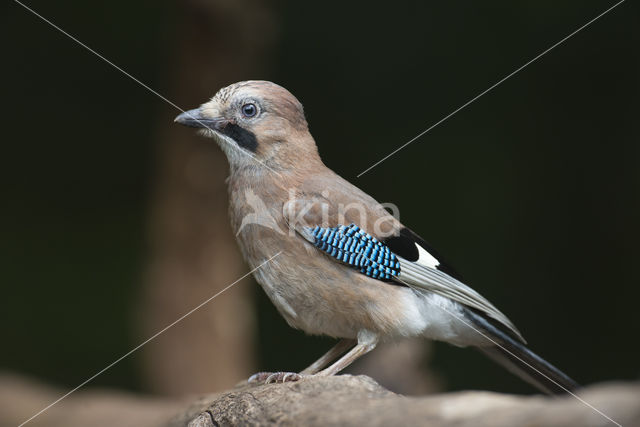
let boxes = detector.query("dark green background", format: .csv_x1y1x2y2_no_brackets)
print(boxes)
2,1,638,394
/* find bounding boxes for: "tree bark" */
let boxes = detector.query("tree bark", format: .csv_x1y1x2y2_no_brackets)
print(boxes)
174,376,640,426
137,0,279,395
3,373,637,427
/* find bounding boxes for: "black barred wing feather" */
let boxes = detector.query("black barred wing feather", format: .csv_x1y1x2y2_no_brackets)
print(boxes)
308,224,400,280
293,219,523,342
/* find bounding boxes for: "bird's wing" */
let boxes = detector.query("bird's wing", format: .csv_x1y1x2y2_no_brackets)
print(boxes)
283,197,523,342
383,226,523,341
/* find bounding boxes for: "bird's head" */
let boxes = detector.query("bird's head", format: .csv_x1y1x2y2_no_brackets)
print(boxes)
175,80,320,173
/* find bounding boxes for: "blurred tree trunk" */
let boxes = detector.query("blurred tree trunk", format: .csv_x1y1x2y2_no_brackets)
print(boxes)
137,0,279,395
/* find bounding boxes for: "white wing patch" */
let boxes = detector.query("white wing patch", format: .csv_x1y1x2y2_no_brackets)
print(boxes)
416,244,440,269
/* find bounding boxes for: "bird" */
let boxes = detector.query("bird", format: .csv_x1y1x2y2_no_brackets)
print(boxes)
175,80,578,394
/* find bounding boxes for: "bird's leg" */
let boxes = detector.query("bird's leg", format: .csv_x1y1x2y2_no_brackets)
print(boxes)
248,339,356,384
300,338,356,375
315,330,378,377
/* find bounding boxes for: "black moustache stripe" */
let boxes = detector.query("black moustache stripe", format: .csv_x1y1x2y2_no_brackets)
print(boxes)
221,123,258,153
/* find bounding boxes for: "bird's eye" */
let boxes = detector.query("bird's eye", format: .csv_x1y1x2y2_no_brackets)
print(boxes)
241,103,257,118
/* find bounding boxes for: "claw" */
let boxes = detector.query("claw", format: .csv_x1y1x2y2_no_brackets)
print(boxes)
248,371,304,384
265,373,278,384
282,373,293,382
248,373,264,383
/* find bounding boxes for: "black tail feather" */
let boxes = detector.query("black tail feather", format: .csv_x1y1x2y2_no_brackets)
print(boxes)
465,309,579,394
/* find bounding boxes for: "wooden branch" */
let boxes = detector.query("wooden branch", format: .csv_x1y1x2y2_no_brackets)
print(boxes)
172,376,639,427
3,373,638,427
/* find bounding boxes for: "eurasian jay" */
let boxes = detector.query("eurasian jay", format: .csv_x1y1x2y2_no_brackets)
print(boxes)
175,80,578,394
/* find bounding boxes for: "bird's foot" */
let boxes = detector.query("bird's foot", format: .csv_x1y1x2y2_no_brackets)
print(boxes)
248,371,306,384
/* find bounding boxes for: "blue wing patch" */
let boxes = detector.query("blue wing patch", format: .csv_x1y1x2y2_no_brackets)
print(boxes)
309,223,400,280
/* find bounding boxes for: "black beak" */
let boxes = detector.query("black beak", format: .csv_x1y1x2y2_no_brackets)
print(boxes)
174,108,229,130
